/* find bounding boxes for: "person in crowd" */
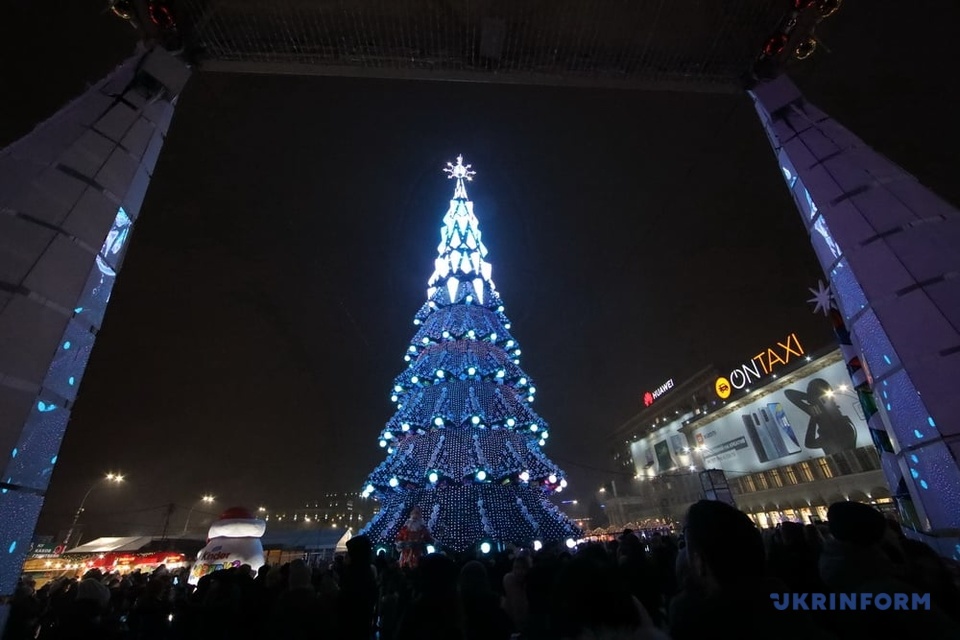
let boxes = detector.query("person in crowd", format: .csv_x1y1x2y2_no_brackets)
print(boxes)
818,500,960,638
458,560,513,640
617,532,663,626
502,550,532,632
670,499,830,640
338,535,379,640
270,559,324,639
550,542,666,640
395,553,464,640
3,578,41,640
767,520,823,592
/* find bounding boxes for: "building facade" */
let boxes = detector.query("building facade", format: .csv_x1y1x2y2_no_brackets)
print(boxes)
264,492,379,528
606,343,890,529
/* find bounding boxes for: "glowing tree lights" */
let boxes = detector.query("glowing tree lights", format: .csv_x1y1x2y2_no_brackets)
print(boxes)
358,156,580,553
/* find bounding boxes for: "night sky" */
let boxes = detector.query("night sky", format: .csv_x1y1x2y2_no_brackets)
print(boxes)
3,2,958,539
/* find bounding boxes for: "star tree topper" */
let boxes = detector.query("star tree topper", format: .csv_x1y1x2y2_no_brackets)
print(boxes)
444,155,476,181
807,280,835,316
444,155,476,199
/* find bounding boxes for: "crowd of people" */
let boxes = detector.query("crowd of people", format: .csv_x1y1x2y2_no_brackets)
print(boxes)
5,500,960,640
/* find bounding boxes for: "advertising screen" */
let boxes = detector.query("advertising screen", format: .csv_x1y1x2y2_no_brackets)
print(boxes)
629,418,691,477
690,360,872,475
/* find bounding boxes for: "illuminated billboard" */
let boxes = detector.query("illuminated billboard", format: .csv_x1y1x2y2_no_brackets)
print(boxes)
629,418,692,478
691,359,872,476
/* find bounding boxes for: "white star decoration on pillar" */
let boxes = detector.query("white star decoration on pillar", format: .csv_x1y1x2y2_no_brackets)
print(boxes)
807,280,834,316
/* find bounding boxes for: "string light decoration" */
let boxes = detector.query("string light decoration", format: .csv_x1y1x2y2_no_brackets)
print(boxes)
359,156,580,552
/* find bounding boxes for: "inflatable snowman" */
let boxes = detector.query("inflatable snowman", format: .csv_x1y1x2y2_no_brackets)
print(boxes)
188,506,266,585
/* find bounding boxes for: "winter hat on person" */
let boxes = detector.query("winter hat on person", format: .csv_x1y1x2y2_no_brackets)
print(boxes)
288,559,313,590
827,501,886,547
76,579,111,608
346,534,372,561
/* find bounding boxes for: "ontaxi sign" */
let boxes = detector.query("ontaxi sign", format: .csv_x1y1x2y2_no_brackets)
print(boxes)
715,333,805,398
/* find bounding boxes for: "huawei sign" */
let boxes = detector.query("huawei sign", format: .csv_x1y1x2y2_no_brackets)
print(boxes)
643,379,674,407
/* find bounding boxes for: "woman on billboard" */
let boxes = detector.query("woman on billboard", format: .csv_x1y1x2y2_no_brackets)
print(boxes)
785,378,857,455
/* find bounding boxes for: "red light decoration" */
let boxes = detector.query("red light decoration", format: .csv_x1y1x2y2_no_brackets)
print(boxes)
643,392,654,407
763,34,789,58
149,1,176,30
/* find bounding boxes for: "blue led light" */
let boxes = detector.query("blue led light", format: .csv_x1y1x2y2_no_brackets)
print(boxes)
910,468,919,479
50,456,57,464
74,307,83,314
920,480,929,490
928,416,936,427
37,401,56,412
883,355,891,364
68,376,76,386
11,448,17,458
910,454,919,463
8,541,16,554
62,341,71,350
914,429,924,439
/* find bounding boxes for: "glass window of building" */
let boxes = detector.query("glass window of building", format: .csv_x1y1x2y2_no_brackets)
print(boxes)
742,475,757,493
817,457,835,479
783,466,798,485
755,473,769,490
855,447,879,471
835,453,854,475
769,469,783,488
799,462,815,482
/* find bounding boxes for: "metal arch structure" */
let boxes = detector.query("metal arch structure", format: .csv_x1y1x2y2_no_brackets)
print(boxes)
0,47,190,627
750,75,960,559
169,0,794,92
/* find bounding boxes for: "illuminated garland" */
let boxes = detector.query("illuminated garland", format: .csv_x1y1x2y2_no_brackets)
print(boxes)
359,156,580,552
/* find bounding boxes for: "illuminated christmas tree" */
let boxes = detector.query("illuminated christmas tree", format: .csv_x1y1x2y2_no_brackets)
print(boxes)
358,156,581,554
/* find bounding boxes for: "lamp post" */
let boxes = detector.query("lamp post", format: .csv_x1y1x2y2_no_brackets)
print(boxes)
63,472,124,548
181,495,215,535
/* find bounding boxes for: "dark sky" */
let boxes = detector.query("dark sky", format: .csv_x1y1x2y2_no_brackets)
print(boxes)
4,2,958,538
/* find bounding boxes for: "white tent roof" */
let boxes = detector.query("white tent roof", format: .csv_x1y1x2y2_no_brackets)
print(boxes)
65,536,154,554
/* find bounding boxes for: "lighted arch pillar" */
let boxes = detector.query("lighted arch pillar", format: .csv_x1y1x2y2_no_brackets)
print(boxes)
0,47,190,627
749,75,960,558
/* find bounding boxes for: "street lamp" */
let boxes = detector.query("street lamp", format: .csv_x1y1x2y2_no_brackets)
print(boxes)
182,495,215,535
63,473,125,547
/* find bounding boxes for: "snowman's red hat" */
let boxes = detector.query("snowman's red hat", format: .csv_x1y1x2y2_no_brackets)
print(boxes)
208,506,266,539
218,507,255,520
